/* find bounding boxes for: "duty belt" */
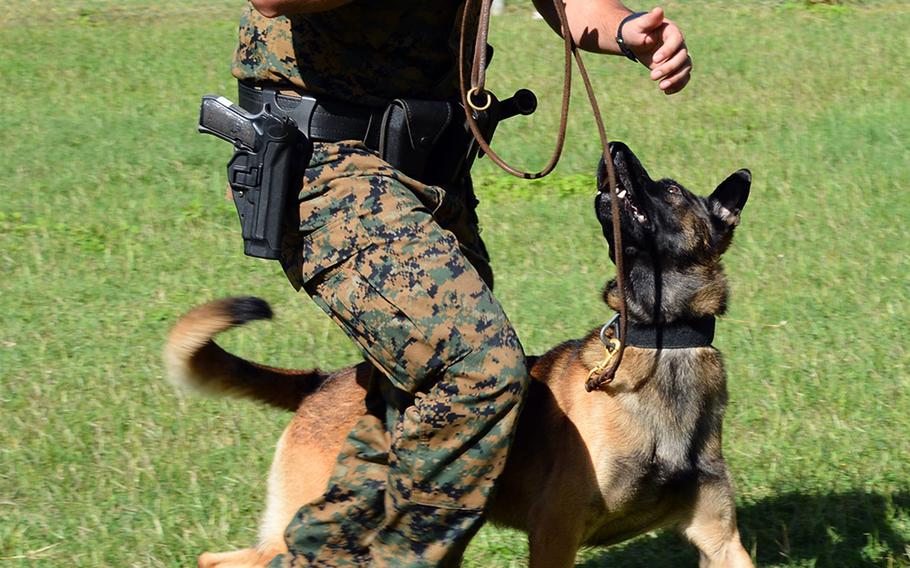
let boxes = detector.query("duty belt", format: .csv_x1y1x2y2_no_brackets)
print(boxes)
238,81,385,149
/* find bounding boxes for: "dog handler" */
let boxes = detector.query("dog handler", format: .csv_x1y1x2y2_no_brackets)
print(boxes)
229,1,691,565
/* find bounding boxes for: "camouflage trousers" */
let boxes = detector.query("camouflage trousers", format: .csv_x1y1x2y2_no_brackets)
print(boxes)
269,141,529,567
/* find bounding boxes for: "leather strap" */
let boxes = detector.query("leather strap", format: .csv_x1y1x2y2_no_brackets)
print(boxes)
470,0,493,93
459,0,630,391
461,0,571,180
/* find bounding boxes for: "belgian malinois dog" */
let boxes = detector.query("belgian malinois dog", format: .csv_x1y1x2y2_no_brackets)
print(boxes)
165,142,754,567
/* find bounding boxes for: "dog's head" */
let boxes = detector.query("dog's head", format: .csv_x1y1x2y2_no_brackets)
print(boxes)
595,142,751,322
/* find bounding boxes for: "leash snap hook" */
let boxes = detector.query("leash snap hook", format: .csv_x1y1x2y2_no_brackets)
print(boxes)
599,313,621,347
588,314,623,390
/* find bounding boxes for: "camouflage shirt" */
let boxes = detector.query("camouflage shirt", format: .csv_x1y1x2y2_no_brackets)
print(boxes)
232,0,477,107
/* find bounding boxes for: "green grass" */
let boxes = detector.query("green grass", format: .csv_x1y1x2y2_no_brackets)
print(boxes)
1,1,908,566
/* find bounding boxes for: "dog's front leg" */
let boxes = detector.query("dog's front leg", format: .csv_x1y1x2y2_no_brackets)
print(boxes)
679,476,753,568
526,504,585,568
197,547,282,568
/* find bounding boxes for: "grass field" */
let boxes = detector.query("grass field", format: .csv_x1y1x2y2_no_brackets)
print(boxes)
1,1,908,566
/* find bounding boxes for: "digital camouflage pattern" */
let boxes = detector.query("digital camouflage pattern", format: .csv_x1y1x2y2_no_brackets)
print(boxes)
233,0,478,106
269,142,528,566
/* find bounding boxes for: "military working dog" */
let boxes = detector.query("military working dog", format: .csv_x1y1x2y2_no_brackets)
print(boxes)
165,142,754,567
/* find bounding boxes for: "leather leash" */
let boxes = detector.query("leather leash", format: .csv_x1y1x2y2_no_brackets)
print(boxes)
458,0,628,391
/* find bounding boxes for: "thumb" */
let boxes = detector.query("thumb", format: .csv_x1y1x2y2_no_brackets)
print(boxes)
625,7,664,40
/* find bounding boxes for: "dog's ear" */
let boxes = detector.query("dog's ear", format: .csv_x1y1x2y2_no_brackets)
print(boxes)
709,169,751,226
599,141,651,190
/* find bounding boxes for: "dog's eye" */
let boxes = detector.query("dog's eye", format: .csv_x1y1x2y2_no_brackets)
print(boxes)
667,186,680,195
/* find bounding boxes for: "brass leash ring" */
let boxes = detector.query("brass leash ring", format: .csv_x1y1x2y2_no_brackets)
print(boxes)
467,87,492,111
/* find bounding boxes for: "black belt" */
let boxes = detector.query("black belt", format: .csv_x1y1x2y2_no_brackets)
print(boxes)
237,81,385,149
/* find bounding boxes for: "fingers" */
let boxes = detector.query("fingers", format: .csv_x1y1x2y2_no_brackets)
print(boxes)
650,43,689,82
651,20,684,65
621,7,692,94
644,15,691,94
650,23,691,94
656,55,692,95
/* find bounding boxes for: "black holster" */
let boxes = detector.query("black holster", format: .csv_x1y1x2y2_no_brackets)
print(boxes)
198,94,311,260
227,131,308,259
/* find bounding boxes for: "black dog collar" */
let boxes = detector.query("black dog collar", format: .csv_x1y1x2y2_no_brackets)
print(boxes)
625,317,716,349
601,315,716,350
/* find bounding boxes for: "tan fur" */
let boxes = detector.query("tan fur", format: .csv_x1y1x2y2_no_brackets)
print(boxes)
164,298,333,412
171,299,752,568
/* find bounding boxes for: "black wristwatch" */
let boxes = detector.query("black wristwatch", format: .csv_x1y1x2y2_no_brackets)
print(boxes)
616,11,647,63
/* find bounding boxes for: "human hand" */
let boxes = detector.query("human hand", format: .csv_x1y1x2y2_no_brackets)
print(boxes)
620,7,692,95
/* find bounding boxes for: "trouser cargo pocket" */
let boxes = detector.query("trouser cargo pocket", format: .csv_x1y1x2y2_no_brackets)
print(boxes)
308,214,474,393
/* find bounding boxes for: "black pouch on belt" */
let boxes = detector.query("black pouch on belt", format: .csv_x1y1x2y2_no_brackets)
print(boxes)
379,99,456,184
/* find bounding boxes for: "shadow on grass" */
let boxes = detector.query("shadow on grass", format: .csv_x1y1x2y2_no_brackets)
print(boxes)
578,491,910,568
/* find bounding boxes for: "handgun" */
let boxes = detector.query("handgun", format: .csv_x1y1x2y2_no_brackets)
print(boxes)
198,95,311,260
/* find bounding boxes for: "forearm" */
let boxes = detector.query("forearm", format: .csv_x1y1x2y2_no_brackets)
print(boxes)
251,0,353,18
531,0,633,55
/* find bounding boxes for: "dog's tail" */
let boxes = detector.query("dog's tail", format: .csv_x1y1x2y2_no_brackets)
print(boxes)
163,297,329,412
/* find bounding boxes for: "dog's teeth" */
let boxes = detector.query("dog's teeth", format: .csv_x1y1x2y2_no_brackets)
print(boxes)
617,190,627,199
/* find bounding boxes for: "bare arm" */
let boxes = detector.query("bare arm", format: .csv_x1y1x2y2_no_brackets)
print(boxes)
531,0,631,54
251,0,353,18
531,0,692,94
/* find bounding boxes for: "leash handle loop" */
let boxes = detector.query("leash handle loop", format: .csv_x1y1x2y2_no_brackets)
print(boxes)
459,0,572,179
460,0,629,391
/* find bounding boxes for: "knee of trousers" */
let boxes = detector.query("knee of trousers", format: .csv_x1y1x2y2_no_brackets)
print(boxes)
391,322,529,504
302,205,527,395
442,320,529,408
